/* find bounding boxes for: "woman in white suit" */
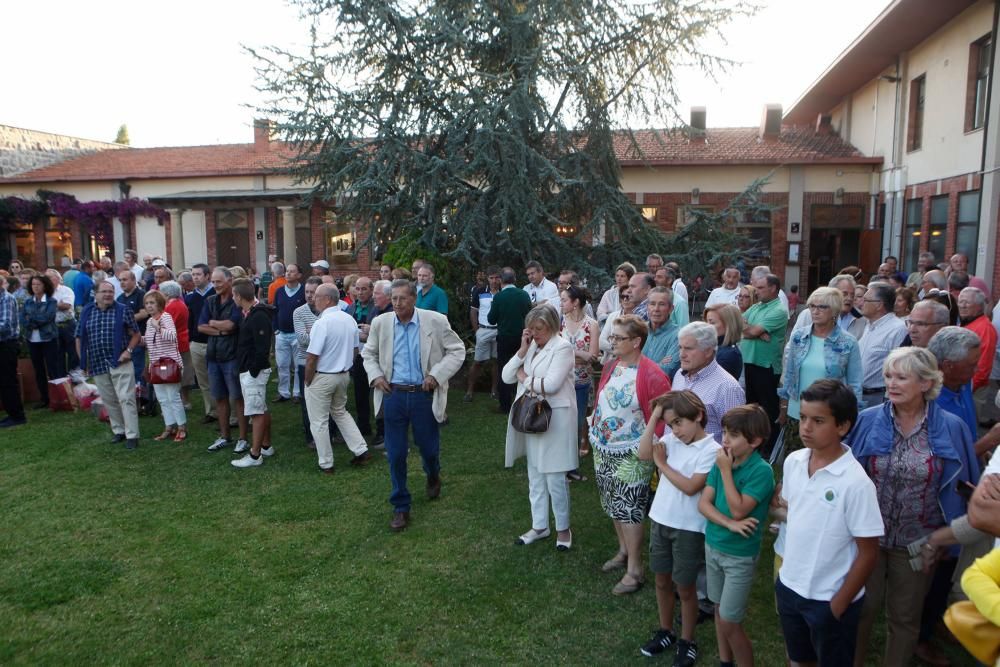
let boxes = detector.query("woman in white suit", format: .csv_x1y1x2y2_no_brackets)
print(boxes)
503,303,579,551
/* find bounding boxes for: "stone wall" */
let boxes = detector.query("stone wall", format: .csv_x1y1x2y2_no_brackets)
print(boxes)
0,125,124,177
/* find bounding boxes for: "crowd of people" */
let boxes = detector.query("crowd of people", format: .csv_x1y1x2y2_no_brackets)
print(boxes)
3,248,1000,666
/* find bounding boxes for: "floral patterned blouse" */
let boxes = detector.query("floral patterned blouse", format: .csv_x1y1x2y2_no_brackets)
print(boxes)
560,315,598,387
589,364,645,453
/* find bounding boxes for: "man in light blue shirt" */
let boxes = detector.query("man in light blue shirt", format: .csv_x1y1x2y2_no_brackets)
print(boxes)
362,280,465,532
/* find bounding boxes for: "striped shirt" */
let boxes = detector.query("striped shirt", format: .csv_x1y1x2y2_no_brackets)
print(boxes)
292,303,320,366
144,312,183,367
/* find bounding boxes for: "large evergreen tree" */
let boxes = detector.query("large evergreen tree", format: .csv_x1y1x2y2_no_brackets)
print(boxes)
252,0,754,281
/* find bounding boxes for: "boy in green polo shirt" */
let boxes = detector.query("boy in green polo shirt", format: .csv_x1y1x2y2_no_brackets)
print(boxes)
697,405,775,667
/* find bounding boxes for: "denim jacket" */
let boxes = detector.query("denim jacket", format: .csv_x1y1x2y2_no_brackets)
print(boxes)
20,295,58,343
847,400,980,525
778,324,862,403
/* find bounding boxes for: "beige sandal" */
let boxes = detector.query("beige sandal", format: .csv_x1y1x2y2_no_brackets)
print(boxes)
154,428,177,441
601,552,628,572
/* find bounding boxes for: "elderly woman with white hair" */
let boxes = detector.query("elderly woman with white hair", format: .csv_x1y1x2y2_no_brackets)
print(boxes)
848,346,980,667
778,286,862,455
159,280,192,408
503,303,578,551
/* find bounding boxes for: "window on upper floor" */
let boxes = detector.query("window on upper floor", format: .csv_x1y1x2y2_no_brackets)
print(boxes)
967,34,992,132
907,75,926,152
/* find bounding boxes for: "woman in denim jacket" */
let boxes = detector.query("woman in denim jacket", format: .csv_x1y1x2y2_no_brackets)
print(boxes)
21,274,60,408
777,286,862,455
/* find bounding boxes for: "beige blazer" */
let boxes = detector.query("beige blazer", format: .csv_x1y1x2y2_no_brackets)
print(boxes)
362,308,465,423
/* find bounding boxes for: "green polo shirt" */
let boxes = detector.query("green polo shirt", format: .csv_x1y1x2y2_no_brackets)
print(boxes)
704,452,775,557
416,283,448,314
739,298,787,373
487,285,532,338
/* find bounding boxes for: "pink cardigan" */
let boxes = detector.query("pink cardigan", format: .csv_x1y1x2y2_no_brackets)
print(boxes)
594,355,672,437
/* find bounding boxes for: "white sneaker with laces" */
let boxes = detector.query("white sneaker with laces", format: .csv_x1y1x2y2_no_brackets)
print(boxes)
207,437,230,452
260,446,275,457
231,453,263,468
233,439,250,454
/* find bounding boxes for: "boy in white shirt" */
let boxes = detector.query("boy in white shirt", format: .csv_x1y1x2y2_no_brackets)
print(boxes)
773,378,883,666
638,390,721,665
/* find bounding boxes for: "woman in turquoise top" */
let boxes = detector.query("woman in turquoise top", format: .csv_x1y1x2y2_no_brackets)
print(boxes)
777,286,862,455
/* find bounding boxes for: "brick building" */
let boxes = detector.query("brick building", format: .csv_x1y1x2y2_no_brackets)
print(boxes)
785,0,1000,292
2,0,997,296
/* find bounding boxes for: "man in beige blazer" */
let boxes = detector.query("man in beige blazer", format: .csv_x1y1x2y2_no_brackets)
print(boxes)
362,279,465,532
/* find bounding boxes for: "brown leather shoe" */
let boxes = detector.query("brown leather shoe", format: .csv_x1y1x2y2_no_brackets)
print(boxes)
427,475,441,500
390,511,410,532
349,451,373,467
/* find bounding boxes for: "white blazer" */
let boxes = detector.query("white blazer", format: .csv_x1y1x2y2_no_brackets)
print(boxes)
501,335,576,408
361,308,466,423
502,335,578,472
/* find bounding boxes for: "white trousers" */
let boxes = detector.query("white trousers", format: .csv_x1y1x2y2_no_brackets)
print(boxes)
153,382,187,427
274,332,299,398
527,459,571,532
189,341,214,416
93,361,140,439
305,371,367,469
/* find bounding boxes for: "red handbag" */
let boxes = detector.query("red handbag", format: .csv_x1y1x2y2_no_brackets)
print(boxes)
149,357,181,384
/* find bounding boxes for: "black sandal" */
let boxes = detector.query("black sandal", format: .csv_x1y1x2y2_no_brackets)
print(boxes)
566,469,587,482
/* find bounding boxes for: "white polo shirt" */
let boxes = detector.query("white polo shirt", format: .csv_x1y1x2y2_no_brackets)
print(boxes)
648,433,720,532
778,445,884,602
306,306,359,374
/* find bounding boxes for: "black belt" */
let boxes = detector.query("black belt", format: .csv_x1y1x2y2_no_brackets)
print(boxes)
390,383,426,392
317,370,349,375
862,387,886,394
479,325,497,329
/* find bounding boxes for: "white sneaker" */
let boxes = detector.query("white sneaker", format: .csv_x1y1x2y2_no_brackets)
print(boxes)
260,446,275,457
231,453,263,468
233,439,250,454
207,437,230,452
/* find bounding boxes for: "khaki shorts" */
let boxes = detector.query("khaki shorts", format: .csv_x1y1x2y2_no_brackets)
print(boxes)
706,545,758,623
649,521,704,585
239,369,271,416
474,326,498,362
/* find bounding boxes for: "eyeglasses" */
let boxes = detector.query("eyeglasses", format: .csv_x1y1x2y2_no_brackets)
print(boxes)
904,318,936,328
862,298,881,303
808,304,831,310
607,334,636,343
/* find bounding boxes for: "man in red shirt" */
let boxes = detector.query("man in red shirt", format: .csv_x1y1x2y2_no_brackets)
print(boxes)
959,287,997,392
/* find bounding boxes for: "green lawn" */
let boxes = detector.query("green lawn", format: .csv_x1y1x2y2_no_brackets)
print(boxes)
0,384,967,664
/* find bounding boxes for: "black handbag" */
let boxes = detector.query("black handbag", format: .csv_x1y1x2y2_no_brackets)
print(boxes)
511,378,552,434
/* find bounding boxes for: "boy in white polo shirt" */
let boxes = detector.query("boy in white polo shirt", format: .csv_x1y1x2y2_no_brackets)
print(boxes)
638,390,721,665
774,379,883,666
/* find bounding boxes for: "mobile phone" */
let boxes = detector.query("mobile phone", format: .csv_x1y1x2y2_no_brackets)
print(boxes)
956,480,975,502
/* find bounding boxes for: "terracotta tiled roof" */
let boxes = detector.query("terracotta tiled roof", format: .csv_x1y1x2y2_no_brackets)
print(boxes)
0,142,300,183
0,125,880,184
614,126,881,166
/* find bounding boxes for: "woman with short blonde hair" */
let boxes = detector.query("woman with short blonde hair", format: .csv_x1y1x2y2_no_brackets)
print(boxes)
848,345,979,666
704,303,744,379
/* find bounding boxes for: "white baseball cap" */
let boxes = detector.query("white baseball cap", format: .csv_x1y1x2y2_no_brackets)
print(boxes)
310,260,330,269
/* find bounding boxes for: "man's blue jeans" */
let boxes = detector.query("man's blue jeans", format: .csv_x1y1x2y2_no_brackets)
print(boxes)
384,388,440,512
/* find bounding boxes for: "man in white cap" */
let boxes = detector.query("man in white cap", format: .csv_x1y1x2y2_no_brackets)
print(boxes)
310,260,330,277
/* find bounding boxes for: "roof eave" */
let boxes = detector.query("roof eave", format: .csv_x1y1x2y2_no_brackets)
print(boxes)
618,157,883,167
0,167,292,185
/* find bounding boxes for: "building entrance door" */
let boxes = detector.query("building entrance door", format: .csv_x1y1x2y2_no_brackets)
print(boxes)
807,205,865,289
216,210,250,269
